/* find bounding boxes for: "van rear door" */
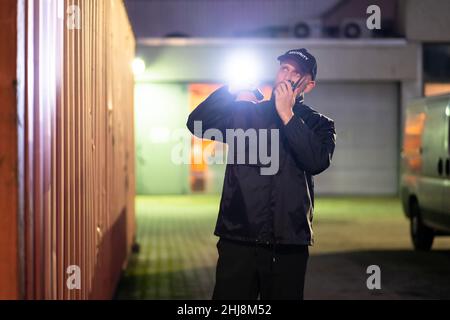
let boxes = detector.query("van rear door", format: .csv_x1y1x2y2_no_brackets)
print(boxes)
420,98,447,223
442,100,450,223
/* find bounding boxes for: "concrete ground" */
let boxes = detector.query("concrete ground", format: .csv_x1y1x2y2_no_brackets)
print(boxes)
115,195,450,300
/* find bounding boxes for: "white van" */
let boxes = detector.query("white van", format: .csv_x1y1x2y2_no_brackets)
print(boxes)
400,94,450,251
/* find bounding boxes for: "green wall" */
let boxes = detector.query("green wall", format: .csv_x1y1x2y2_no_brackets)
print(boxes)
135,83,190,194
135,82,227,195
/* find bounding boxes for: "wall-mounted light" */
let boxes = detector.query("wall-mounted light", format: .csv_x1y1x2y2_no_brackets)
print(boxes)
132,58,146,75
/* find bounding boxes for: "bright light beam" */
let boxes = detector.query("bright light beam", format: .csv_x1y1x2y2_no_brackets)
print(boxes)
224,50,261,93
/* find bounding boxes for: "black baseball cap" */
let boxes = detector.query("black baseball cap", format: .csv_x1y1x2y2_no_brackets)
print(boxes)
277,48,317,80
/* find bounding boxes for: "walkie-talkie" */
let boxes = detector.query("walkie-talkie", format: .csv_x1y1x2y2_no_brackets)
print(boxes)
290,78,303,91
252,88,264,101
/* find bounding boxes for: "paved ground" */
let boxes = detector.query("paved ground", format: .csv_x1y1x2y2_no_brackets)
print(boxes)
115,195,450,300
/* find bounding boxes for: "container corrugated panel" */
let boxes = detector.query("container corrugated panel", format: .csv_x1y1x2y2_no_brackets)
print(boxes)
1,0,136,300
0,0,21,300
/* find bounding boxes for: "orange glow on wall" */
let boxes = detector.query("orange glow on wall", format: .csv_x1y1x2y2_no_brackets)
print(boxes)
425,83,450,97
189,84,220,191
188,83,274,191
403,112,426,171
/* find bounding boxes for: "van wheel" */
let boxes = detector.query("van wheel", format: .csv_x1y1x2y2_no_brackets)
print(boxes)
410,201,434,251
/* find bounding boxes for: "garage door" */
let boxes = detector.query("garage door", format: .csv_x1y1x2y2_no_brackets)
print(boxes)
306,82,399,195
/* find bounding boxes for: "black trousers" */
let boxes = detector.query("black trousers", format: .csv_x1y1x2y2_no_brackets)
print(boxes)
212,237,309,300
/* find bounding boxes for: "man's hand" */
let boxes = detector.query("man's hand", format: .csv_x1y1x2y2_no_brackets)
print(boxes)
274,79,306,125
236,90,259,103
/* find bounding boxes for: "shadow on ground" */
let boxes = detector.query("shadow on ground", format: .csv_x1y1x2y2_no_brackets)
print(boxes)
116,247,450,300
306,249,450,299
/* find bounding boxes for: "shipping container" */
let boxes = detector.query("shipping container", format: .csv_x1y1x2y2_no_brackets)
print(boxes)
0,0,136,300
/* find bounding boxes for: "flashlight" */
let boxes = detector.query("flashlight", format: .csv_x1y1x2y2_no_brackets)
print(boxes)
225,50,263,100
252,88,264,101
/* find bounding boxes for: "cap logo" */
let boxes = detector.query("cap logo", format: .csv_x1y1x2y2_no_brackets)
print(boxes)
288,50,309,61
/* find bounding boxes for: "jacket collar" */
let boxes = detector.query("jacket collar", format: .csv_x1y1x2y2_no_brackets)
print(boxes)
295,93,305,105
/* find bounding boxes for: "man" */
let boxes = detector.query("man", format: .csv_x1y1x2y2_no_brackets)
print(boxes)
186,48,336,300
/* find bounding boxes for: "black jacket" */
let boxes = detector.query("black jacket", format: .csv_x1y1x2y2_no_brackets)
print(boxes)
187,86,336,246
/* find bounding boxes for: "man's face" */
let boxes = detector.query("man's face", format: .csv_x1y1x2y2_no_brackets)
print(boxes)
274,58,314,95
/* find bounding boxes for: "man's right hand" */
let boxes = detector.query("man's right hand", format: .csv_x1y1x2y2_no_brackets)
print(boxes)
236,91,259,103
